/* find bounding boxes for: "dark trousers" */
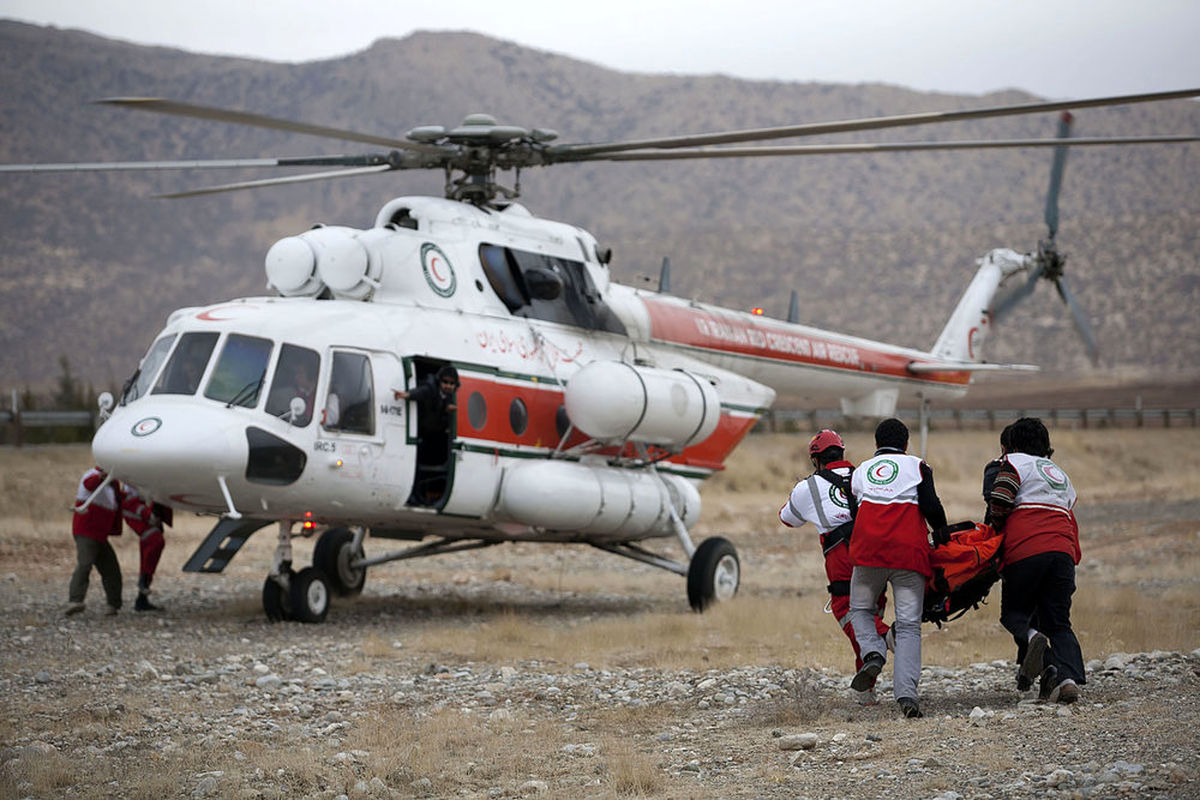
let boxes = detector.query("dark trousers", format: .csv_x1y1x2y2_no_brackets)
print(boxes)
1000,550,1085,684
68,536,123,608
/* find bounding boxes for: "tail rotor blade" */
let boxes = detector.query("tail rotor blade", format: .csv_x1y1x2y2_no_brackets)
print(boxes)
1054,275,1100,365
1044,112,1074,243
991,261,1045,321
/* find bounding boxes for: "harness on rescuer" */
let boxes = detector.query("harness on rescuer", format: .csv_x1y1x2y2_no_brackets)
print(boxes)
923,520,1004,626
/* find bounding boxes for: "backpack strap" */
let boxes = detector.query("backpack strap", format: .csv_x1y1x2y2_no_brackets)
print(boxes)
810,467,856,555
816,468,857,517
804,475,835,531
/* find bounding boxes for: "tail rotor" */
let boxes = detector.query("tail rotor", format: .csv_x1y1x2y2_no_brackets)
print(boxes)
992,111,1100,366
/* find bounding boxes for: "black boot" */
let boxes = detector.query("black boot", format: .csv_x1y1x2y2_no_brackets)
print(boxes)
135,592,161,612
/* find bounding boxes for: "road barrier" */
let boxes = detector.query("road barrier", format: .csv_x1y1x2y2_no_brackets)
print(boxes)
756,406,1199,433
3,404,1196,447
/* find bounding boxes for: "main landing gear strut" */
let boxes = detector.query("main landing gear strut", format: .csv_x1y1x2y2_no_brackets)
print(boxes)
258,520,739,622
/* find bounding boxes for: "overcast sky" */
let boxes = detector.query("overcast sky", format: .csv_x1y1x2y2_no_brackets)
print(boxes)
3,0,1198,99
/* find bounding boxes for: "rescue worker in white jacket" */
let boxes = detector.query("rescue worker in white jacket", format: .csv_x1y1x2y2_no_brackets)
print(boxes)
848,418,948,719
988,417,1084,704
779,429,891,704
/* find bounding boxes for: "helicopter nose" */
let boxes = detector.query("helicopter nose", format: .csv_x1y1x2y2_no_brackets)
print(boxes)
92,401,248,504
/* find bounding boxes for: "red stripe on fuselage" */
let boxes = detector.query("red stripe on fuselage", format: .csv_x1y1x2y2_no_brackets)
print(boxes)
454,375,757,472
643,298,970,386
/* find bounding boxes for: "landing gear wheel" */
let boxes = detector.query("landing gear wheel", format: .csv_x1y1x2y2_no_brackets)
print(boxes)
262,571,294,623
313,527,366,596
289,566,331,623
687,537,740,612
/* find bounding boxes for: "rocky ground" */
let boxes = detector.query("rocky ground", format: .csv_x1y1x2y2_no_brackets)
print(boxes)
2,569,1199,800
3,429,1199,799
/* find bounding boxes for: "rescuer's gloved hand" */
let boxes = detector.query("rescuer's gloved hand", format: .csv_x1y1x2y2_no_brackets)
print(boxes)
930,525,952,547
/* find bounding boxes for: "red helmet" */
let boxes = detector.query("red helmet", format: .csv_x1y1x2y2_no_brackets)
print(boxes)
808,429,844,457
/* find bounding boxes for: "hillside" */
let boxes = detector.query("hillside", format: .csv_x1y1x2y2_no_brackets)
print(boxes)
1,21,1198,392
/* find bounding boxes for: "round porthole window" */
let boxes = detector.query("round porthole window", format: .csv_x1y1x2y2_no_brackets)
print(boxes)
467,391,487,431
509,397,528,436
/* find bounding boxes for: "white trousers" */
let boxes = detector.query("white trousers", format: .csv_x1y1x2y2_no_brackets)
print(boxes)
849,565,925,701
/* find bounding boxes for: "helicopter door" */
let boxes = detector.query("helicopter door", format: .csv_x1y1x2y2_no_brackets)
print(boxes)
404,358,457,508
319,350,412,511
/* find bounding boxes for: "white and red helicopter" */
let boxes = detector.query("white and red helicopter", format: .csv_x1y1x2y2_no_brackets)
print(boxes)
5,89,1197,621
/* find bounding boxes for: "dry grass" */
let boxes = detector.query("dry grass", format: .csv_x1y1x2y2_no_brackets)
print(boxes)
2,428,1200,799
2,429,1199,670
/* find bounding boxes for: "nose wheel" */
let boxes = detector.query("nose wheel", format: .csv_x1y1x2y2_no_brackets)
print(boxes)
289,566,331,623
262,569,294,622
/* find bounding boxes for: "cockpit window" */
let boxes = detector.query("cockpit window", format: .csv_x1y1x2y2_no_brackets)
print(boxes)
323,351,374,435
479,243,625,334
122,334,176,405
205,334,274,407
152,332,219,396
265,344,320,426
479,244,527,312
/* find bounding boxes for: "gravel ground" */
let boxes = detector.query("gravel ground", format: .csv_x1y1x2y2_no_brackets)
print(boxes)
2,570,1199,800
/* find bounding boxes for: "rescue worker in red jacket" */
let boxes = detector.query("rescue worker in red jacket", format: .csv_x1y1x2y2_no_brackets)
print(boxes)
848,418,948,719
121,485,169,611
988,417,1084,704
779,429,891,704
65,466,124,616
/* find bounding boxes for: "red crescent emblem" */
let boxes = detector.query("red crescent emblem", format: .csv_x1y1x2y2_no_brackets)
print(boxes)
196,304,257,321
429,256,446,282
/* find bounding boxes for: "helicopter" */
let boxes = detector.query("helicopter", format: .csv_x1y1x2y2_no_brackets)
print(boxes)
4,88,1197,622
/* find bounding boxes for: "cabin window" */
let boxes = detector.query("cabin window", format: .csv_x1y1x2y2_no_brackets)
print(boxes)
264,345,320,426
152,332,219,396
123,334,176,405
509,397,528,436
467,391,487,431
204,334,274,408
323,351,374,435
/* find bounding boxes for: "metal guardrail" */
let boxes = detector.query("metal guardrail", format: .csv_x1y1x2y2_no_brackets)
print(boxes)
758,406,1200,431
2,405,1196,446
1,408,101,446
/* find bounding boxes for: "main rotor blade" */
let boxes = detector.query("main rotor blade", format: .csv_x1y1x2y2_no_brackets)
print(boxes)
1054,275,1100,365
0,154,399,174
97,97,443,153
552,88,1200,157
1044,113,1074,242
564,135,1200,162
155,164,394,198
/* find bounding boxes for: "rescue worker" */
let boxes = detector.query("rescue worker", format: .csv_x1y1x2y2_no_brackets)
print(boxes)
394,365,459,504
65,466,123,616
121,485,169,611
779,429,891,704
988,417,1084,704
848,418,949,718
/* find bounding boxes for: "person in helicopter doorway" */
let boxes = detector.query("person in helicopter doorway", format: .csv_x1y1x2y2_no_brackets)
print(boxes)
120,484,172,611
988,417,1085,704
778,429,893,705
64,466,124,616
394,365,459,505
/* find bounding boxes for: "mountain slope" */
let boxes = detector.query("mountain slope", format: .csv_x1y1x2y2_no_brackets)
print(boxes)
1,21,1198,391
